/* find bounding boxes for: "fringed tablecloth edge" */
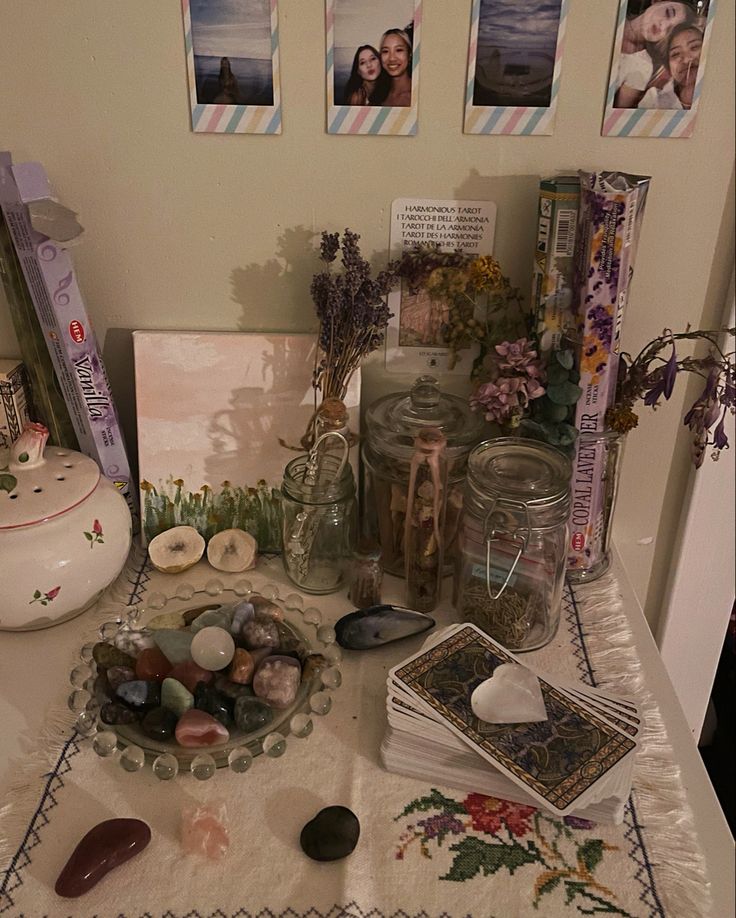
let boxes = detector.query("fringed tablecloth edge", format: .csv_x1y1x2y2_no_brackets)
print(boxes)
571,573,714,918
0,546,147,879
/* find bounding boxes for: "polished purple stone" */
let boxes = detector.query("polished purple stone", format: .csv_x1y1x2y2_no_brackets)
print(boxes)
55,818,151,898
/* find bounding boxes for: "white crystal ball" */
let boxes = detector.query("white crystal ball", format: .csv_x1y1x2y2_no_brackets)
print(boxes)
190,626,235,671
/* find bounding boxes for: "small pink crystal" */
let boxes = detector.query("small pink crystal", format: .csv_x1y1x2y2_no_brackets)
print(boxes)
175,709,229,747
181,803,229,860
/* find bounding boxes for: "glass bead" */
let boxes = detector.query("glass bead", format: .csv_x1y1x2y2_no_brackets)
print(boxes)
191,753,216,780
146,592,168,611
321,666,342,690
310,691,332,716
80,642,95,663
126,604,144,626
99,621,120,641
68,689,91,714
175,582,196,600
93,731,118,757
263,732,286,757
233,579,253,597
228,746,253,774
152,753,179,781
316,624,336,645
75,710,98,737
190,626,235,671
283,593,303,611
261,584,279,601
303,607,322,626
205,579,224,596
70,664,91,688
323,643,343,664
120,745,145,772
289,713,313,738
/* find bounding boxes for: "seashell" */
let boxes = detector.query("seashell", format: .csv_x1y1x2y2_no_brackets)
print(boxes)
334,604,434,650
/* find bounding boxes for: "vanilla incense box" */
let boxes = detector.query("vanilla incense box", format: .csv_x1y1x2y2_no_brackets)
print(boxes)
0,358,33,449
532,175,580,355
568,170,650,572
0,158,138,524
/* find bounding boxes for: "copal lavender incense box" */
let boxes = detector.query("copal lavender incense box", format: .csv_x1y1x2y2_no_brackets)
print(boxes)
568,170,650,571
0,159,138,524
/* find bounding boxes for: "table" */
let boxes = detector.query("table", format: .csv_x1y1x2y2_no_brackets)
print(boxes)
0,547,733,917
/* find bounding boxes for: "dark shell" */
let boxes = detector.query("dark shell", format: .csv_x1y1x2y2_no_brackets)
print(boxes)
300,806,360,862
334,605,435,650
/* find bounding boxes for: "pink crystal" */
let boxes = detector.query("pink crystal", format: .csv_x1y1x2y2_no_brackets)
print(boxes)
175,709,229,747
181,803,229,860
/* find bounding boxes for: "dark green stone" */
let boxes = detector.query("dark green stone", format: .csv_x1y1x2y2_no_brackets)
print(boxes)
214,675,255,701
194,682,233,727
92,642,136,670
141,706,178,741
233,696,273,733
100,702,139,725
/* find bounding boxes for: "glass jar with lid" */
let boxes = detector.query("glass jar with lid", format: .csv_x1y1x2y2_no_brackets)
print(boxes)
361,375,486,579
454,438,571,652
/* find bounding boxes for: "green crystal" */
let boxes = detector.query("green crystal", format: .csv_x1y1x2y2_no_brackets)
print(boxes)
153,629,193,665
161,677,194,717
92,643,136,670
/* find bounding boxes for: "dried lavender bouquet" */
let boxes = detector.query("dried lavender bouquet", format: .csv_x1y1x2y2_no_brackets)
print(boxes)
310,229,397,405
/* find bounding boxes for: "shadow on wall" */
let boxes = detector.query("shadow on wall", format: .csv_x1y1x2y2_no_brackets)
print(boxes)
230,225,318,332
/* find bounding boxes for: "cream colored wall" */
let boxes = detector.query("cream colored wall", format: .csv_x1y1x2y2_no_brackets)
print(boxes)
1,1,733,633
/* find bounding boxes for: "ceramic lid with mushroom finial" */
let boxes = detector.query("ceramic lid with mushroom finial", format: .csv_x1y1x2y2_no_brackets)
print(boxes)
364,375,485,463
0,422,101,530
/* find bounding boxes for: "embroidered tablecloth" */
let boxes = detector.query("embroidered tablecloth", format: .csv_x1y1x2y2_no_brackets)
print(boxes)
0,552,711,917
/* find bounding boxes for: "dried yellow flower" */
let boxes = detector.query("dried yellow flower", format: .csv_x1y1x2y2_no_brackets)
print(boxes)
470,256,503,291
605,406,639,434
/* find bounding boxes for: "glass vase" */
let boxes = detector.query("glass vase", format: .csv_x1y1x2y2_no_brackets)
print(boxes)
566,429,626,583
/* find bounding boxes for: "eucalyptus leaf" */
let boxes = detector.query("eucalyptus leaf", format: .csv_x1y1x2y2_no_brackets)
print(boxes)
547,381,583,406
555,349,574,369
539,400,570,422
545,363,568,386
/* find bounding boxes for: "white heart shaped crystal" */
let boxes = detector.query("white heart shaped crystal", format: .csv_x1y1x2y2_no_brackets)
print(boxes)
470,663,548,724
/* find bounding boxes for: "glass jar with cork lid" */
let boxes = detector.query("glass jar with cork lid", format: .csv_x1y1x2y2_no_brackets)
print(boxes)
454,438,571,651
361,375,486,580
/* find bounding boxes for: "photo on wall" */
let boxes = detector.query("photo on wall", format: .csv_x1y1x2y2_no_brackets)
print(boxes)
602,0,715,137
326,0,422,135
464,0,569,135
182,0,282,134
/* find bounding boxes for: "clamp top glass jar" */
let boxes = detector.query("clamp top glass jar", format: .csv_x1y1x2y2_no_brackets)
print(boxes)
361,375,486,578
454,438,571,652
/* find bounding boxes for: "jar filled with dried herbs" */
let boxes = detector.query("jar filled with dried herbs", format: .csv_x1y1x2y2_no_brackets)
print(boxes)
455,438,571,651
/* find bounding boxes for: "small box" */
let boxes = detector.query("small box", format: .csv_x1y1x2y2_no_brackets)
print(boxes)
568,170,650,572
0,358,33,449
0,157,138,525
532,175,580,354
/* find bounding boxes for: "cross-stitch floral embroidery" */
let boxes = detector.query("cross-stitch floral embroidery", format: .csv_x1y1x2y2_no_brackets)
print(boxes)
395,789,638,917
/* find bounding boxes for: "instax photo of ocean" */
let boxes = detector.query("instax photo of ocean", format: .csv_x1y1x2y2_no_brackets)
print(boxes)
473,0,563,108
190,0,274,106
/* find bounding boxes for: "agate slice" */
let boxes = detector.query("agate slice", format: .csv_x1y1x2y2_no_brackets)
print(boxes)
55,818,151,898
334,605,435,650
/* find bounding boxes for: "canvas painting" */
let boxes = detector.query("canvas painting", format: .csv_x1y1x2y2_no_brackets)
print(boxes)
134,332,360,550
602,0,715,138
